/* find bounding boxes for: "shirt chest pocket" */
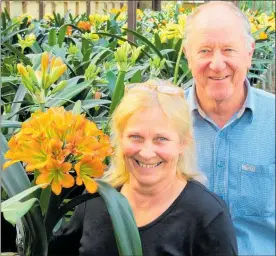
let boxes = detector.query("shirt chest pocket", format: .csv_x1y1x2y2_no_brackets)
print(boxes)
238,163,275,217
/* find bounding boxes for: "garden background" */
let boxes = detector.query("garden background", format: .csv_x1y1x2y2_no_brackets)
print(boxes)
1,0,275,254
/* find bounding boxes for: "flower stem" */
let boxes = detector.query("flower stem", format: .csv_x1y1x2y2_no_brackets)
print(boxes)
173,39,185,85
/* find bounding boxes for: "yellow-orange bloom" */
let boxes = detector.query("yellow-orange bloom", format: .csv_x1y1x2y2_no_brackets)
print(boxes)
75,156,106,193
77,21,91,31
66,26,72,36
4,107,112,195
36,159,74,195
259,31,268,40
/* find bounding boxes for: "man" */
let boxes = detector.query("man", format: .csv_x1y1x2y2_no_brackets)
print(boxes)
184,1,275,255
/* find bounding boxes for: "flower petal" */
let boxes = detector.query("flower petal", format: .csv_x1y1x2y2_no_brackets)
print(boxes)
52,180,62,195
61,174,75,188
83,176,98,194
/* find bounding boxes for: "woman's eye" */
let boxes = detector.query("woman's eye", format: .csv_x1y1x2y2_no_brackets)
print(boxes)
156,137,168,142
129,135,142,140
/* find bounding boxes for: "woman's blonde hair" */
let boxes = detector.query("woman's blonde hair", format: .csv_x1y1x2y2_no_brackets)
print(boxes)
102,79,206,187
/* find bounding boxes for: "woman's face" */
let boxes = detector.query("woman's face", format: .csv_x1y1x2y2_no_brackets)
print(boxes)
121,107,184,188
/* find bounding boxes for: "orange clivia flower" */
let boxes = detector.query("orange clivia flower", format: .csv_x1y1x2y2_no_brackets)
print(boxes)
4,107,112,195
77,21,91,31
75,156,106,193
36,159,74,195
66,26,72,36
259,31,268,40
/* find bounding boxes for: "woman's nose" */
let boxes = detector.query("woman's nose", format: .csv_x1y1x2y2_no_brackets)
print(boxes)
138,144,156,159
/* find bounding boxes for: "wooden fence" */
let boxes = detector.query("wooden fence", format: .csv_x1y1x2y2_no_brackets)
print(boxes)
1,1,126,19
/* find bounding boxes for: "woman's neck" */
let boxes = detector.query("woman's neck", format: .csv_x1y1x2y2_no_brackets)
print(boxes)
121,176,186,210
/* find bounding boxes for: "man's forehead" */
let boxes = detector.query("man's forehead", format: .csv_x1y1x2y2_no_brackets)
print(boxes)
192,5,241,27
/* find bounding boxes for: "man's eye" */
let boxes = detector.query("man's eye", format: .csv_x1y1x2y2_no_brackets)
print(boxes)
199,49,210,53
225,48,234,52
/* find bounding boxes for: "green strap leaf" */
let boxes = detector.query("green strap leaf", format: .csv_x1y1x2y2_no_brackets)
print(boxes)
3,199,38,226
58,24,67,48
1,120,22,128
109,70,126,115
97,180,143,256
48,28,57,46
2,184,46,209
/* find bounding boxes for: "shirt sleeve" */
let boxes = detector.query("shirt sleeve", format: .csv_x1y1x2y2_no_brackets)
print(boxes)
194,209,238,256
48,202,85,256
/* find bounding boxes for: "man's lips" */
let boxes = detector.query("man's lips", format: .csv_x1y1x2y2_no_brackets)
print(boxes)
208,75,231,80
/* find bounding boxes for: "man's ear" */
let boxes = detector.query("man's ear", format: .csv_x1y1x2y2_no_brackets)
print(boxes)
247,41,255,68
183,46,187,57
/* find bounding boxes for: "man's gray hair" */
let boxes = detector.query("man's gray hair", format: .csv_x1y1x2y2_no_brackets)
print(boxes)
183,1,255,51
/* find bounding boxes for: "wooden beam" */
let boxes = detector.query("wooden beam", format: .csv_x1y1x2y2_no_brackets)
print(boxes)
127,0,137,43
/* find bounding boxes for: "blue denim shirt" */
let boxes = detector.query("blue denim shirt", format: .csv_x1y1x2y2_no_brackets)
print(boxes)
185,79,275,255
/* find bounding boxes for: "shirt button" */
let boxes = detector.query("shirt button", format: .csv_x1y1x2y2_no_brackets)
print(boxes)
220,132,225,137
217,161,225,167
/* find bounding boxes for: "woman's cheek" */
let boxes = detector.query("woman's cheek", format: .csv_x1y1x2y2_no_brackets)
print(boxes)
122,142,140,156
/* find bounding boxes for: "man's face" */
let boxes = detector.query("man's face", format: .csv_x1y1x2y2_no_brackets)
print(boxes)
184,9,254,103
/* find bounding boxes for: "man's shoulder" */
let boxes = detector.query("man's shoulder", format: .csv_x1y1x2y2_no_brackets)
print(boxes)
184,86,192,98
251,87,275,103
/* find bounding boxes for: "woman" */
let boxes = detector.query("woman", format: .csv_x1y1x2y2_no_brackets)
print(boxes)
49,79,238,255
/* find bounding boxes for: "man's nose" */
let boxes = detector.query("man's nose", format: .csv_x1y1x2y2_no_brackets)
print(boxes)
209,52,226,72
139,143,156,159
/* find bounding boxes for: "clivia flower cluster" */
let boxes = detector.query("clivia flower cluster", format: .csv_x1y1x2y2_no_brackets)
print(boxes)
4,107,113,195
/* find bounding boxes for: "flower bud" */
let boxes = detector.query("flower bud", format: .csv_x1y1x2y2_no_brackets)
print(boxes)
26,65,39,89
17,64,28,77
49,64,67,85
50,80,68,94
41,52,50,74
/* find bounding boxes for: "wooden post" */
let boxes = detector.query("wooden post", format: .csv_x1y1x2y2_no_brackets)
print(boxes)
22,0,27,14
76,1,80,16
86,0,91,16
39,0,44,19
127,0,137,43
52,1,56,14
152,0,161,11
4,0,11,14
64,1,68,14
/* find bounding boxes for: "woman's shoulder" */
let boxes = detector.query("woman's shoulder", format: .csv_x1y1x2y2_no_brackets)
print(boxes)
179,180,230,221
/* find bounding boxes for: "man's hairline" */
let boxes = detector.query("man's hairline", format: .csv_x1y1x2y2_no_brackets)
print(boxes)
183,1,255,52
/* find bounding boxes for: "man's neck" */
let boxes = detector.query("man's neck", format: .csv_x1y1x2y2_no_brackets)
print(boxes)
196,85,247,128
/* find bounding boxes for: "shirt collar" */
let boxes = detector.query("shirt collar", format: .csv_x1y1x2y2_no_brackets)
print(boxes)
187,78,255,121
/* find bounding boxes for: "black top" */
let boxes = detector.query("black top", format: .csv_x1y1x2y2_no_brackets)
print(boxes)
49,180,238,256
